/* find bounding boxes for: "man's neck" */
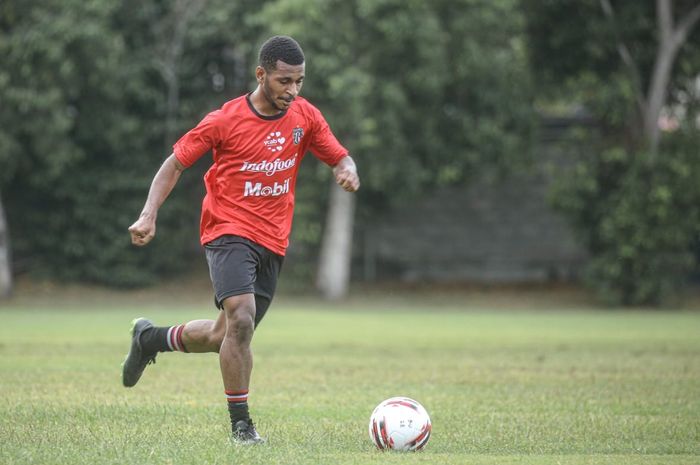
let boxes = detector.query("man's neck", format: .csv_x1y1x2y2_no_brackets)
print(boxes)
249,87,282,117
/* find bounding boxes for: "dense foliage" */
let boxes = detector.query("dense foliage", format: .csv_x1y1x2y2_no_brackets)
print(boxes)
551,132,700,305
0,0,535,287
5,0,698,304
262,0,536,282
525,0,700,305
0,0,266,286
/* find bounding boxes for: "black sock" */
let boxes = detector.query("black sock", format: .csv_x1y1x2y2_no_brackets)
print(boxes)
139,326,173,353
226,390,250,427
228,403,250,426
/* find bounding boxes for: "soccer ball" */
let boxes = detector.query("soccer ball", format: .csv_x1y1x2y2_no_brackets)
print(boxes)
368,397,432,451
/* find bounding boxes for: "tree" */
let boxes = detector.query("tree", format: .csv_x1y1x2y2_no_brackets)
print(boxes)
0,0,270,287
599,0,700,154
0,198,11,298
151,0,208,148
0,0,116,284
316,182,356,299
260,0,536,298
525,0,700,150
0,0,536,294
524,0,700,304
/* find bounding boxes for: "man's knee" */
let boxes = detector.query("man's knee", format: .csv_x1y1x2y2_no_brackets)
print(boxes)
222,295,256,343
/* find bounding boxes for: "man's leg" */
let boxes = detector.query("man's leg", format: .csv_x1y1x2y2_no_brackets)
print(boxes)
220,294,255,389
219,293,263,443
129,269,275,366
122,313,225,387
180,312,226,353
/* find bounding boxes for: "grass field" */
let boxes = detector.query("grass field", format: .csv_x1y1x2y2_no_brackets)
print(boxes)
1,293,699,464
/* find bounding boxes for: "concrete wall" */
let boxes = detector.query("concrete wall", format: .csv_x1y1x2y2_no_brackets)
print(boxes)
360,128,589,284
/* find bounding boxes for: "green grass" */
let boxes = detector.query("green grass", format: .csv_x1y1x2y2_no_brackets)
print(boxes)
0,298,699,464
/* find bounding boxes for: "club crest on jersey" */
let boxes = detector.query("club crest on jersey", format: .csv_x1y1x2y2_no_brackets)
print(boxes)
293,127,304,145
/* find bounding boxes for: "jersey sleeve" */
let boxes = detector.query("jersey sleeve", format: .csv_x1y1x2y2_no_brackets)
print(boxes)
173,110,225,167
309,106,348,166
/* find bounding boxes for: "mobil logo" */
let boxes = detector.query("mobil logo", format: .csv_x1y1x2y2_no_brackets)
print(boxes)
243,178,290,197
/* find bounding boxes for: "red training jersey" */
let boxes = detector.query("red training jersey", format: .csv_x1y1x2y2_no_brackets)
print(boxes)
173,94,348,255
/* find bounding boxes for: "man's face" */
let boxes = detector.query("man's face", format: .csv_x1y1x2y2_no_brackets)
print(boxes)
258,60,305,112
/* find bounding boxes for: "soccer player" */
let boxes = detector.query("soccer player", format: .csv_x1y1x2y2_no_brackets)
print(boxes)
122,35,360,444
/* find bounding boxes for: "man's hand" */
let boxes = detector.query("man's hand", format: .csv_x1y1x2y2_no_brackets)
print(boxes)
128,214,156,246
128,154,185,247
333,156,360,192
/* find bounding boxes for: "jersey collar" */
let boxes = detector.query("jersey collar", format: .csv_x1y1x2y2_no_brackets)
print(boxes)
246,92,288,121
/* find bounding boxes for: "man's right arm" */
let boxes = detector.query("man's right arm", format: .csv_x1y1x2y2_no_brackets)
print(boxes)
128,154,186,246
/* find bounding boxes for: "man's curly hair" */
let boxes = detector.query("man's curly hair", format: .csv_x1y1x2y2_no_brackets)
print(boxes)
258,36,305,71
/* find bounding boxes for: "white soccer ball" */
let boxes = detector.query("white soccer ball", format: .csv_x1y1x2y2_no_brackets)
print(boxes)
368,397,432,451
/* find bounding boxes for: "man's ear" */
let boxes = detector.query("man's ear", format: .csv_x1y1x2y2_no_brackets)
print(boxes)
255,66,265,83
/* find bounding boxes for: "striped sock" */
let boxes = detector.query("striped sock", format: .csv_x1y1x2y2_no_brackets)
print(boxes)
226,389,250,424
140,324,188,353
165,325,188,353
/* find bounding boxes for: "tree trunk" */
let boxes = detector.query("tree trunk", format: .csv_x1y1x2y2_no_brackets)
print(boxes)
0,194,13,299
316,181,356,300
645,0,700,154
156,0,208,151
645,0,678,154
601,0,700,154
645,37,677,154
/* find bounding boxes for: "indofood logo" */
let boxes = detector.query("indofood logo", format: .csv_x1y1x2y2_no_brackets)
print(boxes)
240,155,297,176
244,178,290,197
264,131,286,152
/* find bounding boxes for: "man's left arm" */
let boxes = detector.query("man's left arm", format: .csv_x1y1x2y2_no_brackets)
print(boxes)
332,155,360,192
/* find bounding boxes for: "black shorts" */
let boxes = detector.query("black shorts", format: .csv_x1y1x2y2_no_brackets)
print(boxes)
204,234,284,327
